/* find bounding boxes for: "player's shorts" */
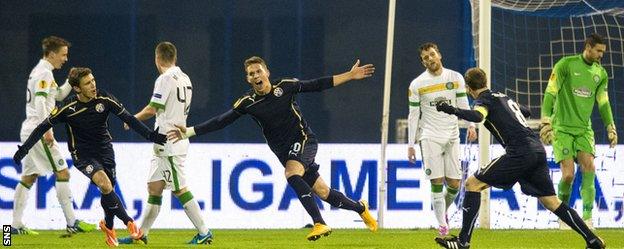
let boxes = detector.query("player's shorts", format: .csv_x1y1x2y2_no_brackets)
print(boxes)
552,128,595,163
275,137,320,186
474,151,555,197
73,153,117,186
148,155,188,192
419,137,461,180
275,137,318,169
20,137,68,176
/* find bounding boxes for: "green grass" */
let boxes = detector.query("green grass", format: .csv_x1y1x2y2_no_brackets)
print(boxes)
8,228,624,248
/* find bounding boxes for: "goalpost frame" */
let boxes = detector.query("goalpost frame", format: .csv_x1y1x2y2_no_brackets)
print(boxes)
477,0,491,229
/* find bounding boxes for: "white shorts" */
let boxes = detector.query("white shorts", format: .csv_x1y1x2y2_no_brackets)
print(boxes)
419,137,461,180
148,155,187,191
20,138,68,176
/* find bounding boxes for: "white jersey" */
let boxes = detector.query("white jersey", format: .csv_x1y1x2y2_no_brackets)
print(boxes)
149,66,192,156
20,59,59,137
407,68,470,146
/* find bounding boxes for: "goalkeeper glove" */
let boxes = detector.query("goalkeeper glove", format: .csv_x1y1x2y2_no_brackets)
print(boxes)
607,123,617,148
539,117,553,145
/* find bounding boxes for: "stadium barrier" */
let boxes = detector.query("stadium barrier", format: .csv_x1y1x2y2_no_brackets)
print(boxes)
0,142,622,229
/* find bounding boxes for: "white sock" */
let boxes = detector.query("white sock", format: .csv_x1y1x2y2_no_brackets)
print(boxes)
55,181,76,226
444,187,459,210
12,182,30,228
140,203,161,236
432,191,447,227
182,198,209,235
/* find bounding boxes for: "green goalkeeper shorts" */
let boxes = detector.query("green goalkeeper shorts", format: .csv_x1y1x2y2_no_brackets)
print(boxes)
552,128,595,163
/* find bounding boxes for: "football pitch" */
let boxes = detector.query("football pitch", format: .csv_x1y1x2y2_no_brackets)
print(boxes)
8,228,624,248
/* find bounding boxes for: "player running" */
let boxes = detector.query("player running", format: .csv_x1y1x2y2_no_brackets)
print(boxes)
540,33,617,229
434,68,605,249
13,67,166,247
167,56,378,241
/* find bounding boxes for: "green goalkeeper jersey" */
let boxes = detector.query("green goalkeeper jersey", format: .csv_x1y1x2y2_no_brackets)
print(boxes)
541,54,614,133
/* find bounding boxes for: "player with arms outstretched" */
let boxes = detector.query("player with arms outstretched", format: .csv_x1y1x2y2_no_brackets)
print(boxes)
167,56,378,241
540,33,617,229
435,68,605,249
13,67,166,247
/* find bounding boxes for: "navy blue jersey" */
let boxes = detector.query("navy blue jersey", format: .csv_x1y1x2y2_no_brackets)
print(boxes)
473,90,543,153
47,91,126,158
194,77,333,155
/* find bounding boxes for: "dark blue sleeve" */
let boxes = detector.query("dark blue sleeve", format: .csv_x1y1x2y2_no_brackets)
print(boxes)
116,109,155,140
454,108,484,123
194,109,242,136
296,76,334,93
520,104,531,118
19,121,53,153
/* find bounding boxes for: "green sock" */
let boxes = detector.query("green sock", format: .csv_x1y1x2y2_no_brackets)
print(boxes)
557,180,572,205
580,172,595,220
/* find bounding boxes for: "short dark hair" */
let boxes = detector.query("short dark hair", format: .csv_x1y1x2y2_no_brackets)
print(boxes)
464,67,487,90
68,67,92,87
418,42,440,59
42,36,70,57
584,33,605,48
156,42,177,64
244,56,267,70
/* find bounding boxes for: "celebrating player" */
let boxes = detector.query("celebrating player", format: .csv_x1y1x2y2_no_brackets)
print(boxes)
434,67,605,249
119,42,211,245
407,42,477,236
167,56,378,241
13,67,167,247
13,36,96,235
540,33,617,229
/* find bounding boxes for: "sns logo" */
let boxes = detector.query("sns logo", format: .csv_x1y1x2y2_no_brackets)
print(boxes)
3,225,10,246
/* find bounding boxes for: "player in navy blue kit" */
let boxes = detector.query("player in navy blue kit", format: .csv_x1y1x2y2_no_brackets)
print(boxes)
167,56,378,241
13,67,166,247
434,68,605,249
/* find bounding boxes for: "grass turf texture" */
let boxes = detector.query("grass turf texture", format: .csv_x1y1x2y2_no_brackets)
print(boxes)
9,228,624,248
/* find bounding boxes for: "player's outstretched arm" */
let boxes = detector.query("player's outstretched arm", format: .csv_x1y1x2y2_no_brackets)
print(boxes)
13,121,54,164
116,109,166,145
167,109,242,143
435,102,484,123
332,59,375,87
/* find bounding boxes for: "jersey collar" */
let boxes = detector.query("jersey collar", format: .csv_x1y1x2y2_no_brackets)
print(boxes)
40,59,54,71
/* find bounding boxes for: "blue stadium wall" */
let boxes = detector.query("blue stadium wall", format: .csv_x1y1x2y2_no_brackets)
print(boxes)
0,0,474,143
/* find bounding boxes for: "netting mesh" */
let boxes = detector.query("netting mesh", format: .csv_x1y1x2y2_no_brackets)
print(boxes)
468,0,624,229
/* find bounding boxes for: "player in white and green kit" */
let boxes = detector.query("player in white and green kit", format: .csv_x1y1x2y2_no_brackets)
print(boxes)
540,33,618,229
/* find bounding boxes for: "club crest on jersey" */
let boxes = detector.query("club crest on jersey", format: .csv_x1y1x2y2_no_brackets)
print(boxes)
593,75,600,84
425,169,431,175
445,82,455,90
95,103,105,113
273,87,283,97
58,159,64,166
85,164,94,174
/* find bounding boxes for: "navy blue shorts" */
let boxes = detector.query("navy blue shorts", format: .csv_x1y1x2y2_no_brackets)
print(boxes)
275,137,320,186
474,152,555,197
73,153,117,186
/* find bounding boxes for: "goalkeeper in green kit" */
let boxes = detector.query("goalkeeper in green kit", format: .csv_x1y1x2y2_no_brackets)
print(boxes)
540,33,618,230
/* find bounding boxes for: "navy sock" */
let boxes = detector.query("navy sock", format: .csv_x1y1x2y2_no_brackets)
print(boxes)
326,189,364,213
459,191,481,247
553,203,597,242
287,175,325,224
101,191,132,225
100,196,115,229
